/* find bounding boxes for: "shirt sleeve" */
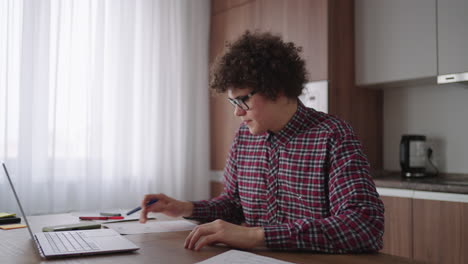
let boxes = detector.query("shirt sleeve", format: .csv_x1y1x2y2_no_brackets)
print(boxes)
185,130,245,224
263,131,385,253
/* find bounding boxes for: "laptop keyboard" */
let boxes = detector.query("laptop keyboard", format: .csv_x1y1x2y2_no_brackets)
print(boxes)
44,231,100,253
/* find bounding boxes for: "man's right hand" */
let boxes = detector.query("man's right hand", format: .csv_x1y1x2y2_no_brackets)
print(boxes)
139,193,194,223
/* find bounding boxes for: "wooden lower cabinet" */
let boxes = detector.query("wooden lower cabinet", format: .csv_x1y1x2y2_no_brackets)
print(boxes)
380,196,413,258
412,199,466,264
462,204,468,264
381,196,468,264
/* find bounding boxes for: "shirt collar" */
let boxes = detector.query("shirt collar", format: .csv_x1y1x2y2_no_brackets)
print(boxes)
266,100,309,147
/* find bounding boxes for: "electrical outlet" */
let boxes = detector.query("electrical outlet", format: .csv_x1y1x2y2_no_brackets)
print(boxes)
299,81,328,113
426,137,445,173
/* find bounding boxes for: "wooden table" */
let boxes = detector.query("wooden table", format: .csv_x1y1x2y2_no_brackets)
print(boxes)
0,213,422,264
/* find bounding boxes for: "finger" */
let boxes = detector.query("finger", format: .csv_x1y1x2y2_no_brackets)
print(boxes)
184,228,195,248
140,199,157,223
139,194,157,223
140,210,148,224
185,227,202,250
194,234,218,251
184,224,205,248
187,225,213,250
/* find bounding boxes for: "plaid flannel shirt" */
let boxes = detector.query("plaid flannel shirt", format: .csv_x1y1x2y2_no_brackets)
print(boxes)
190,101,384,253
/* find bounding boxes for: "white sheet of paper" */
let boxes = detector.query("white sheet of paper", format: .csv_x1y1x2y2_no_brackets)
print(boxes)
103,220,197,235
195,250,295,264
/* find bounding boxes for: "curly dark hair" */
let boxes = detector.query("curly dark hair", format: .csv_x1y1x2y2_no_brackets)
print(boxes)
210,31,308,100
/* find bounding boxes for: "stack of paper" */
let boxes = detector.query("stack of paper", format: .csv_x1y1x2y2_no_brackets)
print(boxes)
0,212,26,230
0,212,16,218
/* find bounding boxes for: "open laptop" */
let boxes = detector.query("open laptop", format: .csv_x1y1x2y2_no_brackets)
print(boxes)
2,162,139,258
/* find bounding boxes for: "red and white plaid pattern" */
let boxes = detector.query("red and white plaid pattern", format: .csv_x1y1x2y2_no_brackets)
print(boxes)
190,101,384,253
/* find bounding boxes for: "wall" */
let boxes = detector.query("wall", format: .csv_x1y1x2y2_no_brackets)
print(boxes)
384,83,468,173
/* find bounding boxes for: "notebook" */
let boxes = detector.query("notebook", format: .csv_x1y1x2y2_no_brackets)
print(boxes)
2,162,139,258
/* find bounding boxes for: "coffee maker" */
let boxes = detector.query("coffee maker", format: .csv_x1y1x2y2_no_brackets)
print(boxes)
400,135,427,178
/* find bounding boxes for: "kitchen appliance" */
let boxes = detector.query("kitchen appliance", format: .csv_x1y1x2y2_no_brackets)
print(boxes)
400,135,427,178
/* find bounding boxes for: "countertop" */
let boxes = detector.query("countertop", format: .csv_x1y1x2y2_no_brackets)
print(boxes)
372,170,468,194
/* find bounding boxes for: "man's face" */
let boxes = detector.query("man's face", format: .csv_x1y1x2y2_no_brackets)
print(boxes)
228,88,276,135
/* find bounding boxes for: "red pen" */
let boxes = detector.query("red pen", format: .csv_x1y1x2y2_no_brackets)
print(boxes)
79,216,124,220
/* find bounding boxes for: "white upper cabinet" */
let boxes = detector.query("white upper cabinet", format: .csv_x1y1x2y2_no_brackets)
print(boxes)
437,0,468,83
355,0,437,86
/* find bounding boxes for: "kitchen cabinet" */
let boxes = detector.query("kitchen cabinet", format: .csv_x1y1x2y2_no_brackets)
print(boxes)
437,0,468,76
356,0,468,86
355,0,437,86
380,192,468,264
413,199,468,264
462,205,468,264
380,196,412,258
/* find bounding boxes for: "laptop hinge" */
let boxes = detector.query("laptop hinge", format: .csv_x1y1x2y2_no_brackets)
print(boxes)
33,234,46,258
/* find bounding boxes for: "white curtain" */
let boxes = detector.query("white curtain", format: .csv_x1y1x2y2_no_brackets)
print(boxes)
0,0,210,215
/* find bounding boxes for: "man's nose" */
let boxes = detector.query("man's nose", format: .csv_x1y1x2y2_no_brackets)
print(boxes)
234,105,246,116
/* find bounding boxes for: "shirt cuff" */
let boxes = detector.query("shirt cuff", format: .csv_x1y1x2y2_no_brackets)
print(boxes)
183,200,211,221
263,224,293,249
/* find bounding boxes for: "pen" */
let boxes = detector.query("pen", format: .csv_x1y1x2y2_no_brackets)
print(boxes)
79,216,124,220
100,212,121,217
126,199,158,216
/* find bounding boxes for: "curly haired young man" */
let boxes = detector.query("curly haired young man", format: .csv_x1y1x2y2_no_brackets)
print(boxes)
139,31,385,253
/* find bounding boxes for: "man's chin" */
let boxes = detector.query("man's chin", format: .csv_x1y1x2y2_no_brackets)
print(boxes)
247,127,265,135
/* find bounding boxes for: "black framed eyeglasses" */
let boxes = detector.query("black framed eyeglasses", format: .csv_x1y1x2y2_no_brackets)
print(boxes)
228,91,257,111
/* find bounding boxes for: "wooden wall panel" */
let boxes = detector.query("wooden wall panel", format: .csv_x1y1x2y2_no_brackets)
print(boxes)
413,199,462,264
380,196,413,258
211,0,253,15
253,0,328,81
209,1,257,171
328,0,383,170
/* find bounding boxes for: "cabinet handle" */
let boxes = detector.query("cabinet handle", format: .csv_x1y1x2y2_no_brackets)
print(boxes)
437,72,468,84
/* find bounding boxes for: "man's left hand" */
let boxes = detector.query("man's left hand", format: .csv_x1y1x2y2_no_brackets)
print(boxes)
184,219,265,251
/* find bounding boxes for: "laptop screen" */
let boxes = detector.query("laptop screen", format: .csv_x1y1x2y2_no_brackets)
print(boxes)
2,162,36,241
